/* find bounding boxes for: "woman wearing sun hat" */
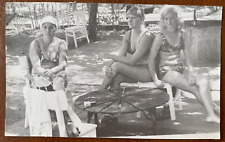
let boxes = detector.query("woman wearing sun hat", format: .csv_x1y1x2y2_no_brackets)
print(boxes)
29,15,68,92
29,16,77,136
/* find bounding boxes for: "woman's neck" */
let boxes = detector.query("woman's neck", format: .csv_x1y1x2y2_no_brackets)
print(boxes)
42,36,54,45
132,25,145,35
166,26,179,33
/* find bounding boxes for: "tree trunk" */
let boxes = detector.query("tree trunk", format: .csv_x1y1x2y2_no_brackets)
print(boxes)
111,4,115,30
88,3,98,41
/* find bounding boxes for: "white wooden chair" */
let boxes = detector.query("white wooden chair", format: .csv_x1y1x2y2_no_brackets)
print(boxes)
65,11,90,48
19,56,97,137
121,82,182,121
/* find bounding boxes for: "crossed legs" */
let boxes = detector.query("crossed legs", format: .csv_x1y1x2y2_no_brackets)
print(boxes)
99,62,152,90
162,70,220,123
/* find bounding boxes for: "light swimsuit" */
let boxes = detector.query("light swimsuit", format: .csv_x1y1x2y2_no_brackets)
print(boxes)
31,37,68,90
158,30,185,79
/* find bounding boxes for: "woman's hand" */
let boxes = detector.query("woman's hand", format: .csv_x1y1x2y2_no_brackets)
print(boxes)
44,69,54,76
187,74,196,86
154,79,164,88
103,66,115,77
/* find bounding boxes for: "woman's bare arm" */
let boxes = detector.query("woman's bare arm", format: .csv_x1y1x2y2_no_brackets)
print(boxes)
148,33,164,87
105,31,130,66
183,30,194,74
183,30,196,85
105,32,154,65
29,40,46,75
50,41,68,74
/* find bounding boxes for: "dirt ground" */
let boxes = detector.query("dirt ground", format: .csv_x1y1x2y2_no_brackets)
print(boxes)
5,29,220,138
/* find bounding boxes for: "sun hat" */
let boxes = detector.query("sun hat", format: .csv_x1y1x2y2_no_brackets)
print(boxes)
40,16,57,28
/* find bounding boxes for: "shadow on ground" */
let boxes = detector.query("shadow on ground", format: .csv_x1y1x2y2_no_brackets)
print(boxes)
5,30,220,138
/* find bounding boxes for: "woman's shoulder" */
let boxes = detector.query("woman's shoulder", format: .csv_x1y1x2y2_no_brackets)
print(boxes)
151,31,163,40
30,38,41,51
140,30,155,40
54,37,68,51
54,37,67,45
123,30,131,39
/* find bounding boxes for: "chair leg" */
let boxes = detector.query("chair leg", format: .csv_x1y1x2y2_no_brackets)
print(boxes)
165,84,176,120
175,89,182,110
173,89,182,110
23,87,29,128
55,97,68,137
65,33,68,44
67,107,82,126
85,29,90,43
73,31,78,48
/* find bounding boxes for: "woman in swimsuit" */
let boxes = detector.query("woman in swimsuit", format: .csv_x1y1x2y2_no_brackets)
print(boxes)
29,16,67,90
148,5,220,123
99,6,155,90
29,16,77,136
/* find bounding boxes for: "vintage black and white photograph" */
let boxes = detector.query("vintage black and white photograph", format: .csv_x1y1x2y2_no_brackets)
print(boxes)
5,2,222,139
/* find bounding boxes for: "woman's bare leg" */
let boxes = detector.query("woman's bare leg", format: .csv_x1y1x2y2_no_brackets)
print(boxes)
162,71,219,123
195,76,220,119
99,62,152,90
53,76,75,111
99,75,115,90
110,74,137,90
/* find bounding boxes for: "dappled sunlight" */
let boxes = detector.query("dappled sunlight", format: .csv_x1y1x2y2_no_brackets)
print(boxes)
74,54,89,60
67,60,74,63
182,112,203,115
97,62,104,65
71,72,103,84
6,65,27,78
173,122,181,125
66,64,85,71
110,51,120,55
177,101,189,106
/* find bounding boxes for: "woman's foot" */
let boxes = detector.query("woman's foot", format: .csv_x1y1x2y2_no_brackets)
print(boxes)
213,103,220,116
206,116,220,123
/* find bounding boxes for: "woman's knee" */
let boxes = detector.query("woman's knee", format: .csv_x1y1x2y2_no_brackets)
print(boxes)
53,76,65,90
163,71,199,96
113,74,125,84
111,62,123,73
162,71,180,82
196,76,209,87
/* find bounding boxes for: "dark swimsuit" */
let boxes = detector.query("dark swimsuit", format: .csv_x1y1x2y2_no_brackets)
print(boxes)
126,30,153,63
158,31,185,79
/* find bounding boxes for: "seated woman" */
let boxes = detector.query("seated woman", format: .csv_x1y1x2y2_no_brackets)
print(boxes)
29,16,76,135
99,6,154,91
148,5,220,123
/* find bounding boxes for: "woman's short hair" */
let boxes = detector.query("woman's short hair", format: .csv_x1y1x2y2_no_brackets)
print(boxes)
127,6,145,21
159,5,183,31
